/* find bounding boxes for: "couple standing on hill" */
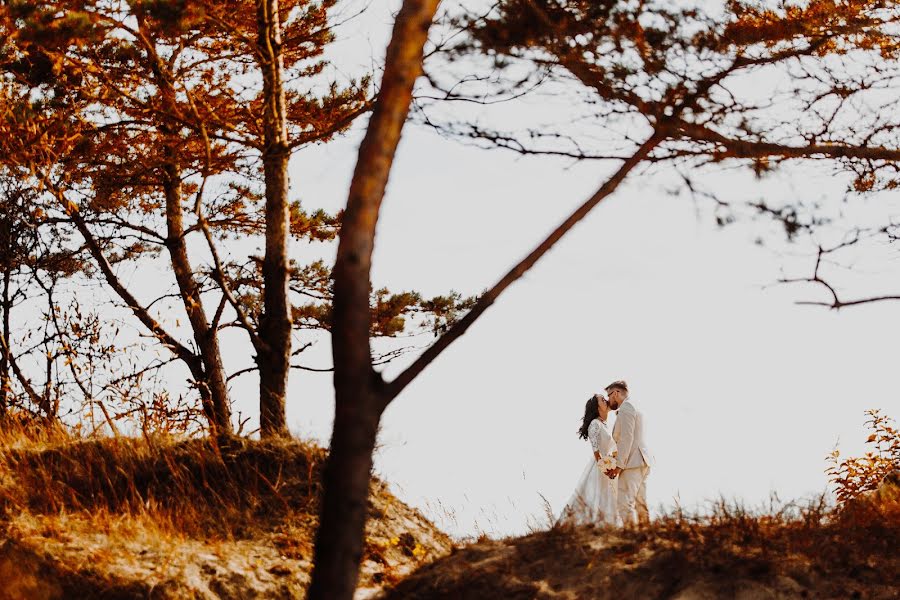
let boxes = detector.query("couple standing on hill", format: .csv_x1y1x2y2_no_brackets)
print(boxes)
558,380,653,527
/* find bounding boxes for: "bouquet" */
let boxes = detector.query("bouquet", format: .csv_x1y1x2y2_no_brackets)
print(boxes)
597,455,617,475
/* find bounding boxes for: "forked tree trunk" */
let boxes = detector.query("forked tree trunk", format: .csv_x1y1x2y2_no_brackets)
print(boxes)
255,0,292,438
307,1,440,598
162,170,233,435
135,18,234,436
65,202,211,418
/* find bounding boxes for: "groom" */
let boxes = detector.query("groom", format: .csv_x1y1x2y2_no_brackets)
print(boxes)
604,380,652,526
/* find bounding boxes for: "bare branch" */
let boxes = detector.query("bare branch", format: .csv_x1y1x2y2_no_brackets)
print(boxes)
0,323,50,416
58,192,201,375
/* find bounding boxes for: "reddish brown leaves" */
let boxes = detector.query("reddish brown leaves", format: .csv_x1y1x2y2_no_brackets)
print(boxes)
827,409,899,505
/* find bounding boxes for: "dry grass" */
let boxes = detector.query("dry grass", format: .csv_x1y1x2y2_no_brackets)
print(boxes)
0,420,327,539
0,416,452,599
381,484,900,599
382,410,900,599
4,412,894,598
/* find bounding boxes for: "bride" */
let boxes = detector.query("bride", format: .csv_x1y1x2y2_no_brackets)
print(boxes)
557,393,618,526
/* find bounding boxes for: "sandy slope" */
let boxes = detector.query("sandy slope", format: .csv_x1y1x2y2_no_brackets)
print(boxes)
0,435,452,599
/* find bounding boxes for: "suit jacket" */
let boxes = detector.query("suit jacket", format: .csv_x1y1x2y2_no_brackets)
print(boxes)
612,400,653,470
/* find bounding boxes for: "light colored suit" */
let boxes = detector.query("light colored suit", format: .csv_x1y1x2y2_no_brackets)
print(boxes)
612,399,651,525
611,400,652,470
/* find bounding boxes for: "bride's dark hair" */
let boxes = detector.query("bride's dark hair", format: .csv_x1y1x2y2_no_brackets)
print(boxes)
577,395,601,440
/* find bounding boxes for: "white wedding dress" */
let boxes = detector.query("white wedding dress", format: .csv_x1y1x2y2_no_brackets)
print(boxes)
557,418,618,526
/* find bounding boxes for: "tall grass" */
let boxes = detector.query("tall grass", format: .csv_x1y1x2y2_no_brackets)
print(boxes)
0,415,328,539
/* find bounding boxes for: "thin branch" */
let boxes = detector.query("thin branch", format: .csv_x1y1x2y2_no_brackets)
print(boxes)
795,295,900,309
0,323,50,416
104,356,181,387
674,119,900,163
53,188,200,374
291,363,334,372
227,365,258,382
198,218,266,351
778,236,900,309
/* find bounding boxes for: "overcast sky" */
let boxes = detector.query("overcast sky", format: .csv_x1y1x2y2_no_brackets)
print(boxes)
206,2,900,538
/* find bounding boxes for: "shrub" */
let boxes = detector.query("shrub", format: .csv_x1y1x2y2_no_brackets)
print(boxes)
827,409,899,505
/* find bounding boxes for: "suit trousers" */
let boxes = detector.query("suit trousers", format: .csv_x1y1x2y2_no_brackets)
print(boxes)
616,465,650,526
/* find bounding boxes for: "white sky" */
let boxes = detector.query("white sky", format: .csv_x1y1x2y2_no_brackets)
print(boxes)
263,120,899,538
220,0,900,539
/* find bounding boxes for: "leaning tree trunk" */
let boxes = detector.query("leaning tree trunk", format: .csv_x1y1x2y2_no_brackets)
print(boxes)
163,169,233,435
255,0,292,438
306,2,440,598
65,201,211,422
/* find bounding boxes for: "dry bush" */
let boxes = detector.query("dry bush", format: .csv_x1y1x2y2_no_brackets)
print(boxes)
621,413,899,589
827,409,899,505
647,494,895,581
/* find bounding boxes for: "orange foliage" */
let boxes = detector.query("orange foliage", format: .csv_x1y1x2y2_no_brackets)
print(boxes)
827,409,899,505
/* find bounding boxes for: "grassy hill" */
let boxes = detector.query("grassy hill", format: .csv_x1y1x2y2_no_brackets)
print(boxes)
1,417,896,599
381,480,899,600
0,425,452,599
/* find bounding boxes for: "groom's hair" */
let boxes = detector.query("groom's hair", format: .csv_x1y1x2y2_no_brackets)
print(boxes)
605,380,628,395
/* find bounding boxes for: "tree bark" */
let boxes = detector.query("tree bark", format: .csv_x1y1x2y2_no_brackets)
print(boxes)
255,0,292,438
307,1,439,598
0,268,10,418
163,169,233,435
129,19,234,435
307,394,382,599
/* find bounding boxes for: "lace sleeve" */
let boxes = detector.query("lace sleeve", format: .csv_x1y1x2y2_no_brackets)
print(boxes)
599,424,614,457
588,420,602,453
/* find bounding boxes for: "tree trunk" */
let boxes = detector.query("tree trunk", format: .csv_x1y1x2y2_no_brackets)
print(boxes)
256,0,292,438
163,169,233,435
142,23,232,435
0,268,10,418
306,394,382,600
307,2,439,598
65,201,207,395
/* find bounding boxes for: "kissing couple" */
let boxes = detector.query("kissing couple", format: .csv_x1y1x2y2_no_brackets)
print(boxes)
557,380,653,527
